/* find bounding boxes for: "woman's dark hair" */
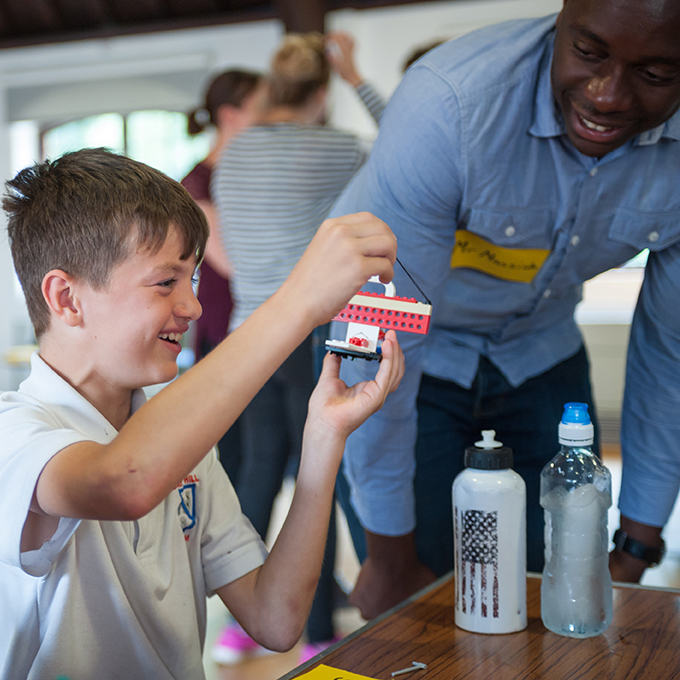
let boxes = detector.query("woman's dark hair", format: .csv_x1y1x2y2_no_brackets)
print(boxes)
187,70,261,135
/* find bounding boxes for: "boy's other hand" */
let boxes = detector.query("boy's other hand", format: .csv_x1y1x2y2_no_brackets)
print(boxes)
282,212,397,328
306,330,404,445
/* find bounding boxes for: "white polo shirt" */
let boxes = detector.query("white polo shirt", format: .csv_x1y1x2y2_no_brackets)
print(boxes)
0,353,268,680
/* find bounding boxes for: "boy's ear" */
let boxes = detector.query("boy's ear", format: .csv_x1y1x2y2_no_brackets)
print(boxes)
41,270,82,327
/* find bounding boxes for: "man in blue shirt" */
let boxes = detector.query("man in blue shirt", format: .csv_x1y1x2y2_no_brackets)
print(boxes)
331,0,680,618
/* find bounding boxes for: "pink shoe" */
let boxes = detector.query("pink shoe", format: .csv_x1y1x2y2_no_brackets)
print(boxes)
211,622,274,665
298,636,343,665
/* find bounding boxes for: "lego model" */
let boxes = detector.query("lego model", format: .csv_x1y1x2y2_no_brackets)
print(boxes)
325,276,432,361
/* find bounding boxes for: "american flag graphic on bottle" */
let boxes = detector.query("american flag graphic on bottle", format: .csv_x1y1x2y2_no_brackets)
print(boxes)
455,508,499,619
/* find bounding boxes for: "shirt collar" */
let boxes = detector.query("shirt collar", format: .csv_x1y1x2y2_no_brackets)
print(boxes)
22,351,147,438
529,31,680,146
529,31,563,139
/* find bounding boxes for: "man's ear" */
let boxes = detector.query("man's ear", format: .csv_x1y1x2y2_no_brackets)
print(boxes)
41,270,82,327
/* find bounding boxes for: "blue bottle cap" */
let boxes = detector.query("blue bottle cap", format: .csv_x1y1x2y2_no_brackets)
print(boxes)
561,402,591,425
559,402,594,445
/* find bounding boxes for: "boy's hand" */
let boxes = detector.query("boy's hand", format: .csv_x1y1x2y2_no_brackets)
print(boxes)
280,212,397,329
306,330,404,444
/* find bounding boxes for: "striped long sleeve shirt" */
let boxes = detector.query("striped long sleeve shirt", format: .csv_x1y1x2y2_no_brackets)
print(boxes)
212,83,384,329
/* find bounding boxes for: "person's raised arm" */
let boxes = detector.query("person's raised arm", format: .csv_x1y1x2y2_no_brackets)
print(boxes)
216,330,404,649
325,31,385,124
33,212,397,523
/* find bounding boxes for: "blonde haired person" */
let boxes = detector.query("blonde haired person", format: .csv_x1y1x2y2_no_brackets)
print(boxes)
212,31,384,664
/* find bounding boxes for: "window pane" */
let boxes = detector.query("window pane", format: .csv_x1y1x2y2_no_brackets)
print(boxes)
126,110,210,181
43,114,124,159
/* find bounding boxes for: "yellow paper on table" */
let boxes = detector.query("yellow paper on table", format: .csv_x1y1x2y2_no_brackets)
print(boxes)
295,664,378,680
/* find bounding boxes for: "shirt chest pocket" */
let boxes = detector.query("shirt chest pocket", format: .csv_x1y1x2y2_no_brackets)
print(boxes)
464,206,555,249
454,207,555,284
607,209,680,253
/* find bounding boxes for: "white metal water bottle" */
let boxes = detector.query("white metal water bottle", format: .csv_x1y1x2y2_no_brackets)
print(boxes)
540,402,613,638
453,430,527,634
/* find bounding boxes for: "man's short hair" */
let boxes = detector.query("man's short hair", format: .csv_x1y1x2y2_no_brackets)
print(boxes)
4,147,208,338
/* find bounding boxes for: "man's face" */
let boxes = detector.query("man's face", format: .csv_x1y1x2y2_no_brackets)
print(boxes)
551,0,680,157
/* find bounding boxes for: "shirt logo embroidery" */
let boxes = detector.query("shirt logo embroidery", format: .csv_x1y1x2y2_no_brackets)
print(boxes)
176,474,199,539
451,230,550,283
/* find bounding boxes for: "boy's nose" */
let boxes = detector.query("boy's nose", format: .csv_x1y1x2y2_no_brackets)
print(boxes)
175,290,202,321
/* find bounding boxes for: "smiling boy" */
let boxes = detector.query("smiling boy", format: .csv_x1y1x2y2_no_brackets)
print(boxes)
0,148,403,679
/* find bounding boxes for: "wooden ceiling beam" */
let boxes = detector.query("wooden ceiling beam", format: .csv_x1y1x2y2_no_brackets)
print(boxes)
274,0,325,33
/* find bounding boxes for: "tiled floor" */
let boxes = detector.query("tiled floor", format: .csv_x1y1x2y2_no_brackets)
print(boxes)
203,447,680,680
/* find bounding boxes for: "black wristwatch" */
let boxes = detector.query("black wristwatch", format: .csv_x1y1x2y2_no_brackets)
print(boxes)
613,529,666,567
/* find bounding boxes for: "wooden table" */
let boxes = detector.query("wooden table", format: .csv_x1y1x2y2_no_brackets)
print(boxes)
281,573,680,680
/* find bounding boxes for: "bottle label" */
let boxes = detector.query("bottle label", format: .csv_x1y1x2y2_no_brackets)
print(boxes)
455,509,499,619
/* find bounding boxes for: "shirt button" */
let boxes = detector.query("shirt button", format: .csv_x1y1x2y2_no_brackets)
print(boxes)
648,231,659,243
543,289,551,298
571,235,580,246
505,225,516,237
590,167,598,177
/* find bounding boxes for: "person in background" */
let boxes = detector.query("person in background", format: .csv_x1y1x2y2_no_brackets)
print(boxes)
212,30,385,664
330,0,680,620
181,70,263,485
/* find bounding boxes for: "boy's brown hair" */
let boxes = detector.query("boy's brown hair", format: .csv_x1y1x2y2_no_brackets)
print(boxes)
4,148,208,339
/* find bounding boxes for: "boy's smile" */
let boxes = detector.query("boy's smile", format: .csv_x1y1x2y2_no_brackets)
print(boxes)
66,225,202,424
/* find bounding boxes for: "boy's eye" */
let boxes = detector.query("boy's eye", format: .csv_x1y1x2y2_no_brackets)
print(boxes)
158,278,177,288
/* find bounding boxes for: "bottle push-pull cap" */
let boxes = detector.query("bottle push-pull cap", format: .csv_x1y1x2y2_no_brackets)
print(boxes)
465,430,513,470
558,402,594,446
475,430,503,449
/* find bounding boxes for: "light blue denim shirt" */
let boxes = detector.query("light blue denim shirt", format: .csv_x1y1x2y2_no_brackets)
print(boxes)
331,15,680,536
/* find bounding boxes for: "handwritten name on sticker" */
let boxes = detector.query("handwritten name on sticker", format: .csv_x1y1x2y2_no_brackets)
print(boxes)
451,229,550,283
295,664,378,680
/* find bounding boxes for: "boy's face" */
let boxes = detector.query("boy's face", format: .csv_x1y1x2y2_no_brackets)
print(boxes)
77,225,202,393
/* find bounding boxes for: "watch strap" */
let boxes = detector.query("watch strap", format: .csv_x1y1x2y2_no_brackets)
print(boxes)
613,529,665,566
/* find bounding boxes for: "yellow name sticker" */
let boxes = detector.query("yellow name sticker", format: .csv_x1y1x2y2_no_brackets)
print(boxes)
295,664,377,680
450,230,550,283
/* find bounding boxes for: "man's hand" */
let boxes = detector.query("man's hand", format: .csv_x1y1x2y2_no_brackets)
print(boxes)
349,531,437,620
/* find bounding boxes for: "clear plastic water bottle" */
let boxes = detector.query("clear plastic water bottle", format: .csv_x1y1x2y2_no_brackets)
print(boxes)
453,430,527,634
540,402,613,638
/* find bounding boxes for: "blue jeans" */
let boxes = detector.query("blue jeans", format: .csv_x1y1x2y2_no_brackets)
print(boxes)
338,346,598,574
